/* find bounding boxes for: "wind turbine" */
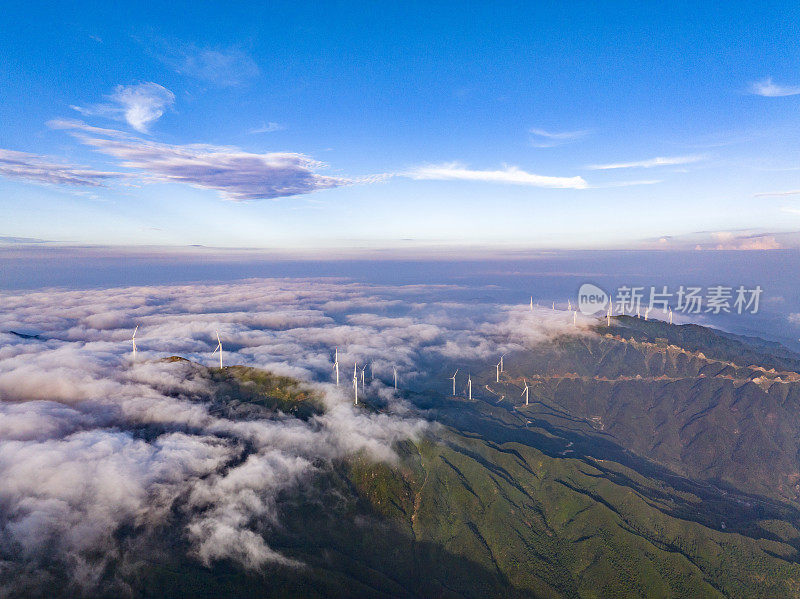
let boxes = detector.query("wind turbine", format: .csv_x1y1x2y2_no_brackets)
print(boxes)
360,364,367,386
393,366,398,390
668,307,673,324
500,354,506,372
552,301,555,310
211,330,223,369
636,306,641,318
495,361,501,383
573,311,577,326
131,325,138,362
521,380,529,406
568,299,572,311
353,362,359,405
450,369,459,396
333,347,340,386
468,374,472,400
530,297,533,312
644,307,650,321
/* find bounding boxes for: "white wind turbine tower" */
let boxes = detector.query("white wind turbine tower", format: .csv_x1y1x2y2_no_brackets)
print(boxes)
645,307,650,321
450,369,459,396
495,361,501,383
353,362,359,404
568,299,572,311
552,301,555,310
131,325,139,362
573,311,577,327
521,380,529,406
468,374,472,400
636,306,641,318
353,363,359,405
333,347,340,386
500,353,506,372
530,296,533,312
668,307,673,324
361,364,367,386
211,330,223,369
393,366,398,390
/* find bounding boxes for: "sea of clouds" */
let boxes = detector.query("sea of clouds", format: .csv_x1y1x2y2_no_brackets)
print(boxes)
0,277,588,594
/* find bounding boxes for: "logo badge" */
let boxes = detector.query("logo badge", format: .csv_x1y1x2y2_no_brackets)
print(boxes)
578,283,609,315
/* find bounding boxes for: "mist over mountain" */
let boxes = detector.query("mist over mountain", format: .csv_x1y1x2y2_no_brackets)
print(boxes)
2,278,800,597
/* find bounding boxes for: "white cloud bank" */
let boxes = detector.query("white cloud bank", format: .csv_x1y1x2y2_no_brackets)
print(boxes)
0,278,589,594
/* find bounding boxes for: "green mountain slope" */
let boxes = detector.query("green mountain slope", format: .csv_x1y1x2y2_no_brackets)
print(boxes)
473,317,800,504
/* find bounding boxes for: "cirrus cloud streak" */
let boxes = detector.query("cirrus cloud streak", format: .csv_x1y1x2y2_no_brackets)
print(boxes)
406,162,588,189
0,149,122,188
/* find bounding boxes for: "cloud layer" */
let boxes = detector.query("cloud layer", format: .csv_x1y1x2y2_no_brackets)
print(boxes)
0,278,589,594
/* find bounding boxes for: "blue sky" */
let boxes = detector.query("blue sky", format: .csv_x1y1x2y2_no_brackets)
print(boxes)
2,1,800,249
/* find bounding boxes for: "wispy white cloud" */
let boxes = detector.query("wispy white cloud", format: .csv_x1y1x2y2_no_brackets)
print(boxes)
248,122,284,134
0,149,122,187
406,162,588,189
754,189,800,198
529,127,590,147
590,179,662,189
750,77,800,97
153,40,260,87
72,82,175,133
50,120,351,201
587,155,705,170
